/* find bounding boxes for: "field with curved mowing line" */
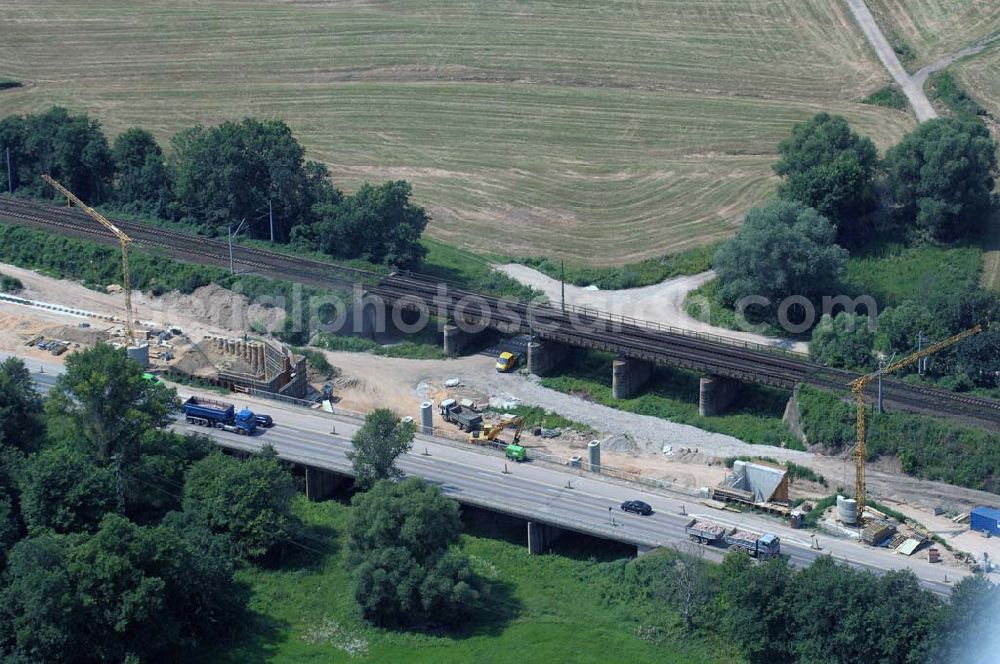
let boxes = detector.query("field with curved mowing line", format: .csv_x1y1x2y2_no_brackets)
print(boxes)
866,0,1000,67
0,0,913,264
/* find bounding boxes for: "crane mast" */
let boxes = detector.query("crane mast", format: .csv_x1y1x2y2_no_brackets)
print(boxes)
41,175,137,346
849,325,982,517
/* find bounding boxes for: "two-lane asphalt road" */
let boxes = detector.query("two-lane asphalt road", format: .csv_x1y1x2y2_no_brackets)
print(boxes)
4,350,968,596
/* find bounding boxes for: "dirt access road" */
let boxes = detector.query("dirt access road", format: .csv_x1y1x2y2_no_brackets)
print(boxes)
843,0,937,121
498,264,809,354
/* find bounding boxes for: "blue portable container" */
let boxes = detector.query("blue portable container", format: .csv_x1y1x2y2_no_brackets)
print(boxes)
970,506,1000,536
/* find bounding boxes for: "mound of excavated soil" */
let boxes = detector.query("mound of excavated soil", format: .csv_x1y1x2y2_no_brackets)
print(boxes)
41,324,110,345
141,284,286,333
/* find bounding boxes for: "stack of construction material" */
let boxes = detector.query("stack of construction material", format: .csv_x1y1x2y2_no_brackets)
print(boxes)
862,521,896,546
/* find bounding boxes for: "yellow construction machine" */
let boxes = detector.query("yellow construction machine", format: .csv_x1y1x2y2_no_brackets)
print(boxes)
850,325,982,520
41,175,137,346
468,416,525,446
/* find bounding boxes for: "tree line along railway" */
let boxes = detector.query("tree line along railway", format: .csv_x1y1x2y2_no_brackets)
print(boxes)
1,196,998,431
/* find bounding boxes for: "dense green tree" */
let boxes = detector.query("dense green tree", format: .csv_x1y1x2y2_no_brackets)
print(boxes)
954,323,1000,388
348,478,461,563
347,478,479,627
299,180,429,268
148,513,245,649
875,300,945,357
0,493,18,567
930,575,1000,664
112,127,174,217
128,431,214,524
0,534,82,663
0,515,242,663
787,558,935,664
0,115,27,193
0,357,43,452
20,444,117,534
65,514,240,662
45,343,176,463
182,449,298,560
883,118,996,240
722,553,793,664
172,118,332,241
774,113,878,240
348,408,415,489
67,515,168,661
809,312,875,371
713,199,848,312
4,107,115,203
926,285,999,340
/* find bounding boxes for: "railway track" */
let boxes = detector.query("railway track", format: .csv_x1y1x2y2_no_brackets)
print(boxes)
2,196,998,429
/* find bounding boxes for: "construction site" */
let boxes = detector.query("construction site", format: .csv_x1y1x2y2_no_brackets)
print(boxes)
0,176,994,585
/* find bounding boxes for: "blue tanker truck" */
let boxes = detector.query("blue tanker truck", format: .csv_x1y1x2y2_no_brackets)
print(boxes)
182,396,260,435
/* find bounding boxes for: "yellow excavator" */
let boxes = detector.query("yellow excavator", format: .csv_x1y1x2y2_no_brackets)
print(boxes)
468,416,527,461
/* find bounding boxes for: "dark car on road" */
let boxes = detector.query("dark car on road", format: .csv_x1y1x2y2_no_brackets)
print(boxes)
255,414,274,428
621,500,653,516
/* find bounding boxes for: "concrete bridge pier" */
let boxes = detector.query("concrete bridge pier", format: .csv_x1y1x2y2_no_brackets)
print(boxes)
304,467,349,501
611,357,652,399
442,324,468,357
527,339,569,376
527,521,564,554
699,374,743,416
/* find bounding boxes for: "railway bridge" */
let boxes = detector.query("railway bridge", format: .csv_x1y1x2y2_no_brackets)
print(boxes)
2,196,998,430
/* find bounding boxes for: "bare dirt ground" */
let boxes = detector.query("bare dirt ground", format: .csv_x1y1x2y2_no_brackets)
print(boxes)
498,264,809,354
0,261,285,342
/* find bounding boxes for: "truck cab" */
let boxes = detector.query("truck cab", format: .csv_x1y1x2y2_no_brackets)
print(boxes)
495,351,520,373
505,444,526,462
757,533,781,559
233,408,258,435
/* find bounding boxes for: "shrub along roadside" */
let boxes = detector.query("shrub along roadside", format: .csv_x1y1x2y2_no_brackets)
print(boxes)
0,272,23,292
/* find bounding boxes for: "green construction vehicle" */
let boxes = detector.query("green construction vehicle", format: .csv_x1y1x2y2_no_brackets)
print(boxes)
505,444,526,462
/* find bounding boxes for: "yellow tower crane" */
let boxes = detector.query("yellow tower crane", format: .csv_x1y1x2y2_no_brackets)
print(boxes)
850,324,982,517
41,175,137,346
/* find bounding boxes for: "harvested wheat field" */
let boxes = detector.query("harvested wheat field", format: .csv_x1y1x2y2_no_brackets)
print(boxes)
866,0,1000,67
0,0,914,263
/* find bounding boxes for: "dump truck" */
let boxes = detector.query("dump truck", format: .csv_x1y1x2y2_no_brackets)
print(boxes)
685,518,781,558
685,518,727,545
439,399,482,431
723,528,781,559
182,396,258,435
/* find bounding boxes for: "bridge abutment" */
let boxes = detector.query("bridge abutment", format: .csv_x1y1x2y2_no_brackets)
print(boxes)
698,374,743,416
612,357,652,399
527,521,564,554
527,339,569,376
